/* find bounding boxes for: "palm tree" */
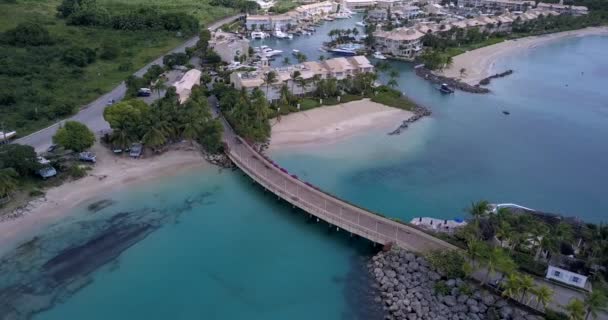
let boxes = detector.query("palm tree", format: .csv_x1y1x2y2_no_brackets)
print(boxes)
519,275,535,304
290,70,302,94
468,200,490,225
110,128,133,150
387,78,398,88
484,247,509,285
584,291,608,320
263,71,277,98
466,238,488,270
142,126,167,152
502,273,522,301
152,76,167,99
283,57,290,65
0,168,19,199
567,299,586,320
389,70,399,79
532,285,553,310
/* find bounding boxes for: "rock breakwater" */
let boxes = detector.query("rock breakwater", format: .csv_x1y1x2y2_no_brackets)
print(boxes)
369,248,542,320
415,68,490,94
388,106,432,136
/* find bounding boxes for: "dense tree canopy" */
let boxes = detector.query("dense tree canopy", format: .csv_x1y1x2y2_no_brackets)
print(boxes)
53,121,95,152
4,22,53,46
0,144,40,176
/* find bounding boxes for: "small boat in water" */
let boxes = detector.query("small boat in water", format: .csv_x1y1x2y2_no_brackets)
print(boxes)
328,48,356,56
438,83,454,94
356,21,367,27
251,31,269,39
372,51,387,60
502,110,510,115
292,49,301,55
334,12,351,19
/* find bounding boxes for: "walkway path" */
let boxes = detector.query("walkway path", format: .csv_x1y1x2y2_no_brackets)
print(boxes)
15,14,243,152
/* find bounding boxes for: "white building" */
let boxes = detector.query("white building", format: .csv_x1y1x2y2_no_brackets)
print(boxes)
246,13,297,31
459,0,535,12
173,69,202,104
536,2,588,15
374,27,425,60
209,31,250,63
230,56,374,100
294,1,336,20
344,0,377,11
546,265,588,289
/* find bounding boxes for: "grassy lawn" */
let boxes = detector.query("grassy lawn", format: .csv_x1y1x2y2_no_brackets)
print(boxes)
98,0,236,25
0,0,232,136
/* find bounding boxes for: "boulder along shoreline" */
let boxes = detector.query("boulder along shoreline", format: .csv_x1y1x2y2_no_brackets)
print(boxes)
368,248,543,320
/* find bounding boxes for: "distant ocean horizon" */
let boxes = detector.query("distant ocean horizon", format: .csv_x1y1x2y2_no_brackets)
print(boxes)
3,33,607,320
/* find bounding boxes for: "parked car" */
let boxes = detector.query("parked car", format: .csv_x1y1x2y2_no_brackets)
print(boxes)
79,151,96,163
129,143,143,158
137,88,151,97
107,99,116,106
46,144,58,153
38,166,57,179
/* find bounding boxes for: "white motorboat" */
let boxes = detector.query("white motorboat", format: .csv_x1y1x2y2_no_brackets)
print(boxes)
292,49,301,55
251,31,269,39
373,51,387,60
356,21,367,27
273,27,291,39
261,47,283,57
334,12,351,19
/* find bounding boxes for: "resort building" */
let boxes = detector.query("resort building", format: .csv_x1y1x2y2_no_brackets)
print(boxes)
173,69,202,104
373,27,425,60
230,56,374,100
209,31,250,63
375,0,408,9
344,0,377,11
246,13,297,31
459,0,535,12
395,5,423,19
294,1,336,20
536,2,588,15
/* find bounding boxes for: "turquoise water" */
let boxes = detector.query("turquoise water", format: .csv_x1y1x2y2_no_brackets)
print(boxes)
2,18,608,319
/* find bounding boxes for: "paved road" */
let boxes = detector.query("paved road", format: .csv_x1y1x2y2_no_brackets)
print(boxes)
15,14,243,153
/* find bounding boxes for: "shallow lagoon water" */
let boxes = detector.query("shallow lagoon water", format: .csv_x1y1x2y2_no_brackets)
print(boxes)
3,19,606,319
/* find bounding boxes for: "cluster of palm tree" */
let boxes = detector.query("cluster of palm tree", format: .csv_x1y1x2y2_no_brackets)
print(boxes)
327,27,360,45
501,272,554,310
103,86,223,153
566,291,608,320
215,86,271,142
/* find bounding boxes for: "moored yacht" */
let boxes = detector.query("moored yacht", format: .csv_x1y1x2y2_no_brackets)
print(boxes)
372,51,387,60
251,31,269,39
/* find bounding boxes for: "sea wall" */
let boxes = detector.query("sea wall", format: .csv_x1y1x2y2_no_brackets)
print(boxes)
368,248,542,320
415,68,490,94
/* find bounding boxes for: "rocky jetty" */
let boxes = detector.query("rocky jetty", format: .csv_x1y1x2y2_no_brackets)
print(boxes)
388,106,432,136
479,70,514,86
369,248,542,320
204,153,232,168
415,68,490,94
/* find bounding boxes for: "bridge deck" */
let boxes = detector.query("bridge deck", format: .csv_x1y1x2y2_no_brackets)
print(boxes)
225,134,457,253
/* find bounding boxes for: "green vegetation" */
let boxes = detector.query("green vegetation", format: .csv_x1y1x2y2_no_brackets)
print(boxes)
268,0,298,14
426,250,470,279
53,121,96,152
0,0,235,137
103,86,223,153
371,86,418,111
421,13,608,70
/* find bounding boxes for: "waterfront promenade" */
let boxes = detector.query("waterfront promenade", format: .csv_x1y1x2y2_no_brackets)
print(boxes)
222,120,457,253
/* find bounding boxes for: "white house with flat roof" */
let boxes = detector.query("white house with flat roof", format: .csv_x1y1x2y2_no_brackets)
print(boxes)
209,31,250,63
546,265,588,289
173,69,202,104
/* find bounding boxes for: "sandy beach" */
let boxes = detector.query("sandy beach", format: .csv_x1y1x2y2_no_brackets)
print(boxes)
439,27,608,85
269,99,414,149
0,143,209,249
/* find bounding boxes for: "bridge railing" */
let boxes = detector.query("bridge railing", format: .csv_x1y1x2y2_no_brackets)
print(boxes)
227,138,457,251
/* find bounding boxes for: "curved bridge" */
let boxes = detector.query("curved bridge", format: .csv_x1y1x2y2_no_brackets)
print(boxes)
223,127,457,253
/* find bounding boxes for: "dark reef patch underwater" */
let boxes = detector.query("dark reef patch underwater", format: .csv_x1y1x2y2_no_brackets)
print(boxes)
0,191,216,320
